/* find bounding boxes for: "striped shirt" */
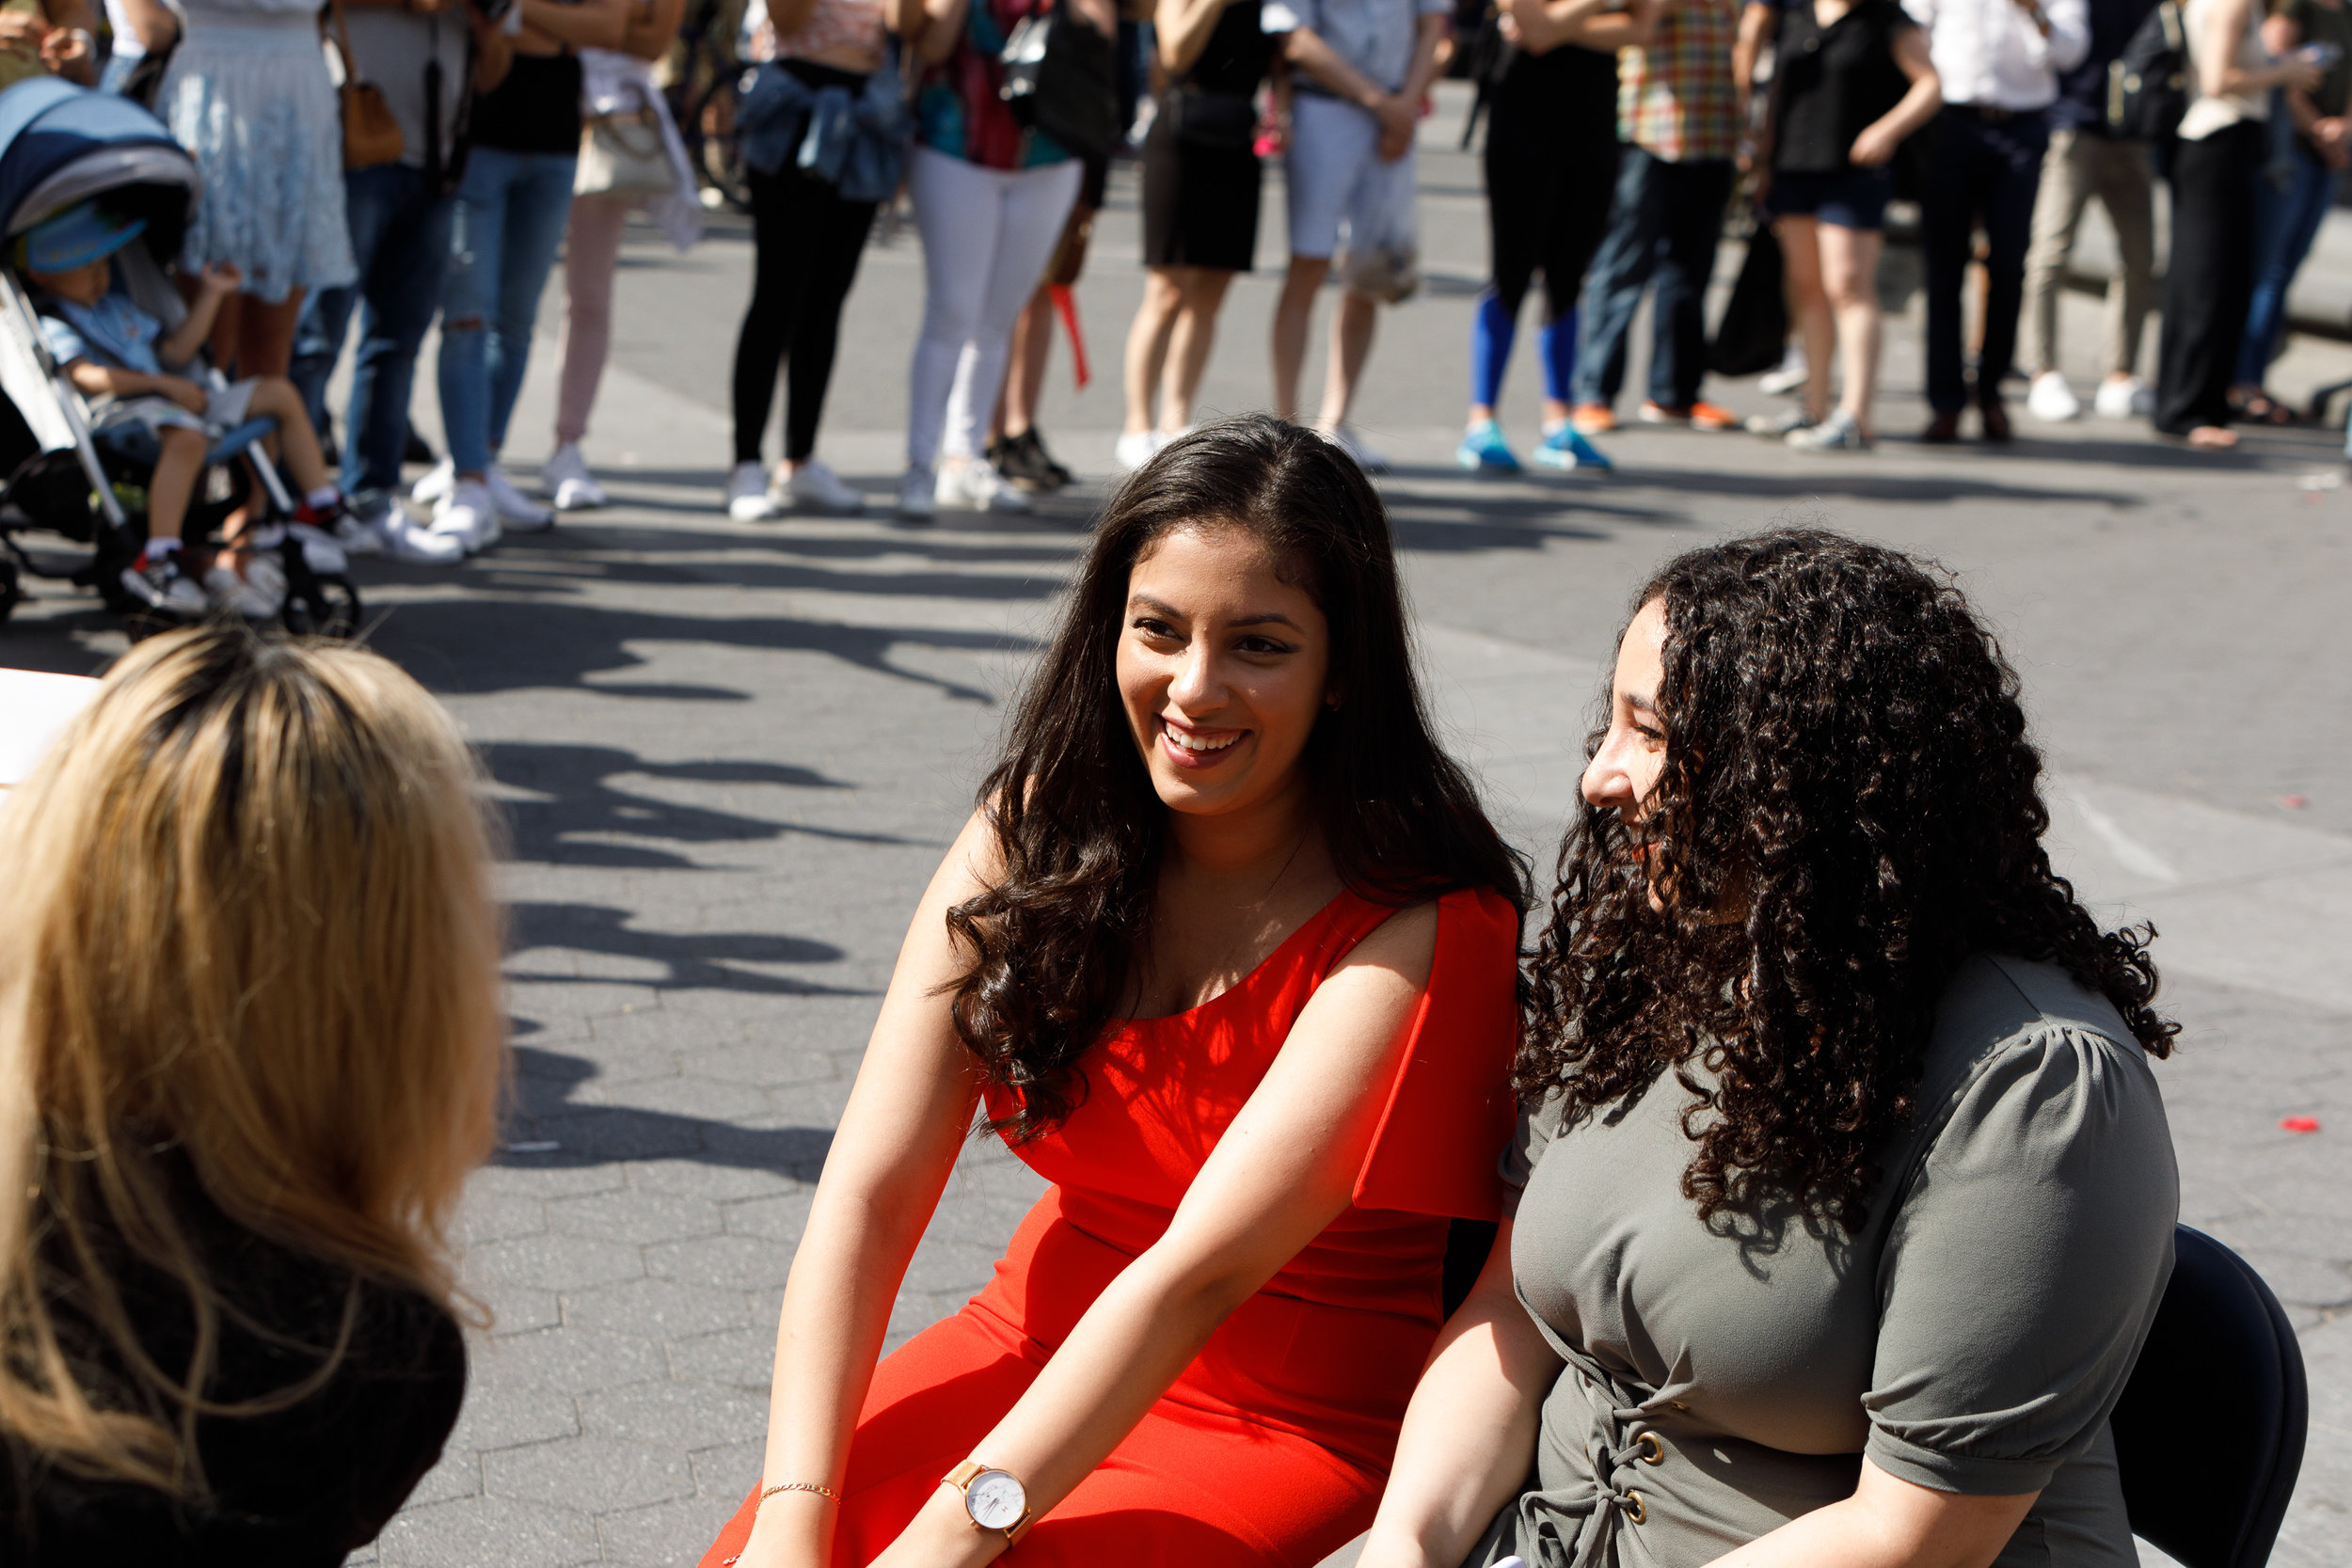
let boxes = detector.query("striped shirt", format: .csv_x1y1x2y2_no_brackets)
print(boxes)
1617,0,1743,162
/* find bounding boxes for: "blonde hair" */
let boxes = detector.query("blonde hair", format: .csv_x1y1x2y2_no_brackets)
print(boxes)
0,625,504,1492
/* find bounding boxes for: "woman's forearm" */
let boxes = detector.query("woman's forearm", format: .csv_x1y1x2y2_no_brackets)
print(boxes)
518,0,632,50
1154,0,1229,74
1878,75,1943,143
1358,1241,1559,1568
1707,1459,2038,1568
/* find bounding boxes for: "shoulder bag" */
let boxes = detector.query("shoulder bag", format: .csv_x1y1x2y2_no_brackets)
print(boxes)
2109,0,2189,141
578,105,675,195
999,0,1122,162
329,0,406,171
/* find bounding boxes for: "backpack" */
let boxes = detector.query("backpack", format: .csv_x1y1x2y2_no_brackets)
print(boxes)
2108,0,2188,141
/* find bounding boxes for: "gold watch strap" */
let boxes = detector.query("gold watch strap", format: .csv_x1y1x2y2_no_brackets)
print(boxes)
941,1460,1033,1546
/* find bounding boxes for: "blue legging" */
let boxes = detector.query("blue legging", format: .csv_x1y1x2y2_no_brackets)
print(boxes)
1472,292,1577,410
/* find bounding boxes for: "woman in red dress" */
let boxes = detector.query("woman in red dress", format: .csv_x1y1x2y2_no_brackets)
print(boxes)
702,415,1528,1568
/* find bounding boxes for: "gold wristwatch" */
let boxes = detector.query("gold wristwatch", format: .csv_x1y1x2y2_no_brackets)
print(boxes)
941,1459,1034,1545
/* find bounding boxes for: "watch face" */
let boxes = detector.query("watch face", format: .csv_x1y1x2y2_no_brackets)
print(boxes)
965,1469,1026,1530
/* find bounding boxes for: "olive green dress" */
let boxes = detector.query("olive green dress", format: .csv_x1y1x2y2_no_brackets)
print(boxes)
1479,953,2178,1568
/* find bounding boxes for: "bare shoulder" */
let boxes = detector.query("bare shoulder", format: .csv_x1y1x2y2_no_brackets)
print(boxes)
1330,898,1439,990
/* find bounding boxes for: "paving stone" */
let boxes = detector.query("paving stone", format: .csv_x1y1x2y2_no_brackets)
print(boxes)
628,1160,805,1204
596,1496,742,1568
645,1233,799,1291
665,1325,778,1392
564,1276,755,1339
375,1496,601,1568
485,1435,698,1513
579,1377,768,1451
548,1190,726,1246
722,1190,814,1244
466,1233,648,1292
478,1325,672,1395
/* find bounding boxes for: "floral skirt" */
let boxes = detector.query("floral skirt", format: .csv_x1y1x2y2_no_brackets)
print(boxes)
158,18,356,303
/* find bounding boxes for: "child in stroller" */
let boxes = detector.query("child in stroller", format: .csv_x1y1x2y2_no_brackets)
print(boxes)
21,199,356,620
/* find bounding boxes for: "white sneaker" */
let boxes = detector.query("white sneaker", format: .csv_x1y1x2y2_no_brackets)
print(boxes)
369,508,468,564
1320,425,1391,474
727,460,784,521
2093,375,2154,420
1113,430,1161,472
935,457,1033,513
2026,372,2082,422
334,511,385,557
896,466,937,521
544,442,606,511
1758,346,1809,397
204,560,283,619
431,480,501,554
286,521,348,577
410,457,454,505
486,465,555,531
784,458,863,515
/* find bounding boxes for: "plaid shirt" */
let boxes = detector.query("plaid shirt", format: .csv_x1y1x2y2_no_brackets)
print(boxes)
1617,0,1743,162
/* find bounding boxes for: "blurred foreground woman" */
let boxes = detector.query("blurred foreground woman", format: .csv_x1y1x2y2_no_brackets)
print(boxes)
0,626,504,1560
1360,530,2180,1568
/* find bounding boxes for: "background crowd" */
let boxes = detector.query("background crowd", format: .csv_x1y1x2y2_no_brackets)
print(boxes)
0,0,2344,597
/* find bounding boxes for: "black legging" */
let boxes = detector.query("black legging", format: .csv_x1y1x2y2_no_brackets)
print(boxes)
1483,45,1620,321
2155,119,2263,435
731,160,878,464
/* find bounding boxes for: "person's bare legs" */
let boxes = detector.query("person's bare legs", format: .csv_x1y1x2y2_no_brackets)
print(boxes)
1775,216,1836,424
1271,255,1331,421
1315,287,1377,433
146,425,206,545
1817,222,1884,436
1160,267,1233,433
233,291,304,378
243,375,335,495
994,280,1057,443
1123,265,1187,436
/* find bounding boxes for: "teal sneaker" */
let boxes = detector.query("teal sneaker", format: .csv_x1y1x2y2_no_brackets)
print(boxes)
1454,419,1522,473
1533,423,1614,473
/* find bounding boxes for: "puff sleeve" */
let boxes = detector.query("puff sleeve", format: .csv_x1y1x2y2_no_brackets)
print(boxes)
1348,887,1523,1221
1862,1022,2179,1496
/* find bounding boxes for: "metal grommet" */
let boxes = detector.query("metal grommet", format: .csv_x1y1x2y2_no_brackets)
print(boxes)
1625,1490,1646,1525
1635,1432,1664,1465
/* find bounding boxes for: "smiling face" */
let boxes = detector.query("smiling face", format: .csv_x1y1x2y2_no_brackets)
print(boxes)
1581,596,1670,832
1116,524,1334,820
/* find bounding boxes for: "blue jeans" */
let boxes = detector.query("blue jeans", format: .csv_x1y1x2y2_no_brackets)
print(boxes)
2239,141,2337,388
1570,149,1736,409
437,147,577,476
292,163,458,494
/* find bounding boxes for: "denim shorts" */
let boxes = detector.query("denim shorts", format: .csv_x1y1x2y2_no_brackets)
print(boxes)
1770,166,1895,231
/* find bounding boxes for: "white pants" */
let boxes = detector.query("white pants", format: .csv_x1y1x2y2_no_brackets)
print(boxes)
906,146,1084,467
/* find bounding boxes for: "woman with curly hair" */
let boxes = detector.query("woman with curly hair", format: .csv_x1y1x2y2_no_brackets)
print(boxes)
699,414,1527,1568
1357,530,2180,1568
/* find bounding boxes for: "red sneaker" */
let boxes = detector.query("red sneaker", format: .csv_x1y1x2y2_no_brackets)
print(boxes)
1569,403,1616,435
1687,401,1740,432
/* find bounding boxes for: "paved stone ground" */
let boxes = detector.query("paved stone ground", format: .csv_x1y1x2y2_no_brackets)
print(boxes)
2,82,2347,1567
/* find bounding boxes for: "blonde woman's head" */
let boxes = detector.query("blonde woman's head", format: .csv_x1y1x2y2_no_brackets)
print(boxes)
0,625,504,1488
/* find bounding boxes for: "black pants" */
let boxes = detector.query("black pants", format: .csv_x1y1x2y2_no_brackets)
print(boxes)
1484,49,1620,322
1920,106,2049,414
731,162,878,464
2156,120,2264,434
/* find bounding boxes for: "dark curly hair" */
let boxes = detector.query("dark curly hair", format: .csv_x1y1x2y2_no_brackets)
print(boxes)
1518,530,2175,1229
948,416,1528,1141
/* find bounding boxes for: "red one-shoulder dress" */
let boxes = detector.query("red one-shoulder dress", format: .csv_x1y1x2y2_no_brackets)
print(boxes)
701,886,1521,1568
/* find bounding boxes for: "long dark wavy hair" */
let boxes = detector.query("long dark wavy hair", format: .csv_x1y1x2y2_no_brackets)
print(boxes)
1519,531,2175,1228
950,415,1528,1140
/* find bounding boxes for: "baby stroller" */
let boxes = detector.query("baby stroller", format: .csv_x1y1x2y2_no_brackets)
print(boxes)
0,79,358,635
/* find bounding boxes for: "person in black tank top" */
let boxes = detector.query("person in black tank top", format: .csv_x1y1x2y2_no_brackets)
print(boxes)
1117,0,1291,470
423,0,629,551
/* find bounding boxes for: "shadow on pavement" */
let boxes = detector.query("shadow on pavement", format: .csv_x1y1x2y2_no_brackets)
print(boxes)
364,595,1028,704
496,1043,836,1175
506,902,862,994
481,741,913,870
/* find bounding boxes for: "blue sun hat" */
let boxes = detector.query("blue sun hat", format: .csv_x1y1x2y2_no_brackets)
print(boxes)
17,200,146,275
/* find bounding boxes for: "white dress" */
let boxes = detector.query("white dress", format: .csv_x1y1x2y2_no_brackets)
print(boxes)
156,0,356,302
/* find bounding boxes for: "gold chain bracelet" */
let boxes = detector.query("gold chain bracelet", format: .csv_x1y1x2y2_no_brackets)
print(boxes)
757,1481,842,1506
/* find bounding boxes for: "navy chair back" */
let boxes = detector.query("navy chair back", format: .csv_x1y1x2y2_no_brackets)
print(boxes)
2111,1226,2309,1568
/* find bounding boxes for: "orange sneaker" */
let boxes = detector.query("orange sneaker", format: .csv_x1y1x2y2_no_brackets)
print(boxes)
1688,401,1740,432
1569,403,1616,435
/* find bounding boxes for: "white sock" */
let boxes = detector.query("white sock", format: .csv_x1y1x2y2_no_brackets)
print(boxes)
305,485,341,512
144,536,182,559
